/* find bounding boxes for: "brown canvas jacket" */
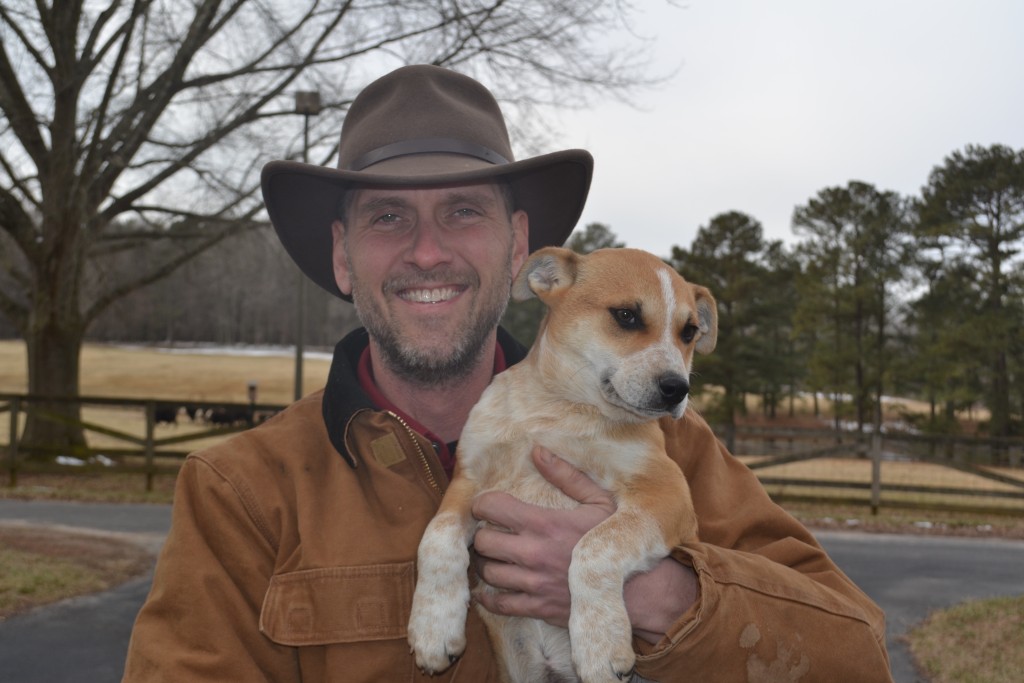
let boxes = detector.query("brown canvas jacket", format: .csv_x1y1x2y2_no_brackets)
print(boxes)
123,328,892,682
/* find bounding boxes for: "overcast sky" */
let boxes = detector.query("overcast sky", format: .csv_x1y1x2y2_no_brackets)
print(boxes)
556,0,1024,257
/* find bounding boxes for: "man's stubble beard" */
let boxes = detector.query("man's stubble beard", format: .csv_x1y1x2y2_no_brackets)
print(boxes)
348,254,514,389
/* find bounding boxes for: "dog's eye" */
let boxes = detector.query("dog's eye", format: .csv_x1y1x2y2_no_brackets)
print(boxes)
681,323,699,343
611,308,642,330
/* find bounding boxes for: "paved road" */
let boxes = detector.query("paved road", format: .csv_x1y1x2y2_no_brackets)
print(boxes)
2,499,1023,683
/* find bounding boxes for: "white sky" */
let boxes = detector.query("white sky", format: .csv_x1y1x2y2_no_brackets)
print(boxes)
557,0,1024,257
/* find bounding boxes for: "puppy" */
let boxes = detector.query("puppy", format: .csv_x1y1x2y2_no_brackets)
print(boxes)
408,247,717,683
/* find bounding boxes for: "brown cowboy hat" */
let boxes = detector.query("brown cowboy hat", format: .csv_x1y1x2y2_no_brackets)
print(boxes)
261,64,594,300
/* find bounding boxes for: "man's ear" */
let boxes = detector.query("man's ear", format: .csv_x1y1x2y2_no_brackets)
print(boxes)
331,220,353,296
511,246,579,303
510,209,530,279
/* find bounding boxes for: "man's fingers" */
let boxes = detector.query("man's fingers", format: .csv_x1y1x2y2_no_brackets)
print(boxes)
531,446,613,508
472,490,533,532
474,587,568,627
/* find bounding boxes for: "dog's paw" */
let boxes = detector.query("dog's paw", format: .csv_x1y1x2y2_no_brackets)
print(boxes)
569,601,636,683
407,585,469,674
572,637,636,683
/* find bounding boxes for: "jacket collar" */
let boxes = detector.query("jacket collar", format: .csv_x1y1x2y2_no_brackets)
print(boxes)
322,326,528,468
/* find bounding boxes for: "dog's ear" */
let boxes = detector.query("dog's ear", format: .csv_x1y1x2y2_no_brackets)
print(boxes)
693,285,718,354
511,247,579,302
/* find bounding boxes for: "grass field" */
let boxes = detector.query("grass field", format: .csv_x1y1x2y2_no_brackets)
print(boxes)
2,339,1023,514
0,524,152,621
907,595,1024,683
0,339,335,457
0,339,333,404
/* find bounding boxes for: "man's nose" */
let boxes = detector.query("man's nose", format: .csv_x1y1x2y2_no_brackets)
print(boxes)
405,219,453,270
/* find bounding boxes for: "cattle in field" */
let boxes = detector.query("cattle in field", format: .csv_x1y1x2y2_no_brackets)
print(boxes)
208,406,251,427
183,404,208,423
154,404,179,426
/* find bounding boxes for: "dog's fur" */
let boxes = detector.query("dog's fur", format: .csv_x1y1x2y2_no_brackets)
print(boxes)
407,247,718,683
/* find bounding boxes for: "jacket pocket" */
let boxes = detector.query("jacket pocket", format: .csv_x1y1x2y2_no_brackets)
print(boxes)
260,562,415,646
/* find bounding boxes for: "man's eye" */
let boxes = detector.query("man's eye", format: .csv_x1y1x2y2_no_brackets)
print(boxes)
370,213,406,230
452,207,481,218
611,308,642,329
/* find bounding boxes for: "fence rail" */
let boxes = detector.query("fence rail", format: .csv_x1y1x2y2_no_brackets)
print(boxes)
731,426,1024,515
3,393,1023,514
1,393,285,491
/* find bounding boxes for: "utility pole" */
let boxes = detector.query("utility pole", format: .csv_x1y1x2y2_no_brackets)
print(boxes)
293,91,321,401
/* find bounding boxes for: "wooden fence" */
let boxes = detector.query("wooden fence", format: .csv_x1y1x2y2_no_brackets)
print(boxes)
3,392,1023,514
732,426,1024,515
1,393,284,491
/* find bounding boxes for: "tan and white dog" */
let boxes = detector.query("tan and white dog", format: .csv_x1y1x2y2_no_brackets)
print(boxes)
407,247,717,683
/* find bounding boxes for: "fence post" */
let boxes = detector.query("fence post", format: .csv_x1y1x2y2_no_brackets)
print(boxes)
7,397,20,488
144,401,156,493
870,432,882,516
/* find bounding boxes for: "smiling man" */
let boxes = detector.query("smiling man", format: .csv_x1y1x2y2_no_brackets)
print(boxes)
332,182,529,443
123,65,893,682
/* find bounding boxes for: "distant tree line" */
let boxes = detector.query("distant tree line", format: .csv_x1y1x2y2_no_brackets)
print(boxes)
508,144,1024,441
0,225,360,348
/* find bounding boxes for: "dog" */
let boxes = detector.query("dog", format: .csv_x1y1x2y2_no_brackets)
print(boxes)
407,246,718,683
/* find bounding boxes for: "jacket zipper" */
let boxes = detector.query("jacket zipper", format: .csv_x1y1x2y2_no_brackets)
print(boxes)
386,410,442,494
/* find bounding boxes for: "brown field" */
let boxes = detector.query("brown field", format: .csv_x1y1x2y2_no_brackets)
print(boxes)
1,339,334,456
2,339,1022,516
0,339,332,404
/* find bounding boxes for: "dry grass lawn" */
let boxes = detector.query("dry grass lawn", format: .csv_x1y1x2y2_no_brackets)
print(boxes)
907,595,1024,683
1,339,334,458
0,339,332,404
0,524,153,620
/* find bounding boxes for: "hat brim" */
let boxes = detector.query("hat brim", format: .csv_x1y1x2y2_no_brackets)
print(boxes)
261,149,593,301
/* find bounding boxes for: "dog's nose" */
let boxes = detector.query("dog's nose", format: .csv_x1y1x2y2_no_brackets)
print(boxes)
658,373,690,406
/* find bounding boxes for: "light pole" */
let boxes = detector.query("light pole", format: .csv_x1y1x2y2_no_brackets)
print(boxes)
293,91,321,401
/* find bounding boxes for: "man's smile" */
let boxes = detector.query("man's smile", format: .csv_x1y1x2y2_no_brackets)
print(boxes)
397,285,465,304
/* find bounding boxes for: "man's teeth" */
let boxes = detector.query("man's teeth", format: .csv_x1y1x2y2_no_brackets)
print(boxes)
401,287,458,303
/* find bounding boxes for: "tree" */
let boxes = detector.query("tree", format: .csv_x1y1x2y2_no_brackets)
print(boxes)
670,211,771,450
566,222,626,253
757,241,802,420
792,181,910,433
898,254,987,434
0,0,668,455
918,144,1024,437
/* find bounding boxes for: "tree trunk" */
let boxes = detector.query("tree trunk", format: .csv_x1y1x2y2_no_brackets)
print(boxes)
991,348,1010,437
22,318,88,458
20,223,90,459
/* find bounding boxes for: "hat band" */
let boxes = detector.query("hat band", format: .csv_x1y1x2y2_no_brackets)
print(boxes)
347,137,510,171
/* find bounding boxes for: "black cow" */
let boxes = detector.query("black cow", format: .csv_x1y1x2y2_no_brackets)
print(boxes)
208,406,251,427
154,404,178,426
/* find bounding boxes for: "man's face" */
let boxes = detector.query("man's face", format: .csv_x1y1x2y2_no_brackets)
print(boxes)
332,181,529,387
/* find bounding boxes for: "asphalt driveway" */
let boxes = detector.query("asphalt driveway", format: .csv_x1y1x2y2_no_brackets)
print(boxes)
2,499,1022,683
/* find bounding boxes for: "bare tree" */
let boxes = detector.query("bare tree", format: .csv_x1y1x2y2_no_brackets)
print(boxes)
0,0,667,455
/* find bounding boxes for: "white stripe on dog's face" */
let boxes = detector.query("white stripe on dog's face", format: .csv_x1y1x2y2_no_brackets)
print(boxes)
658,269,677,347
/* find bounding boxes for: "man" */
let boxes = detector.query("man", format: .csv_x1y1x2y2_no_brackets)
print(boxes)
123,65,892,681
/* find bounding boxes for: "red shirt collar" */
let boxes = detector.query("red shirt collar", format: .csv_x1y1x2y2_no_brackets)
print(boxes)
355,343,507,479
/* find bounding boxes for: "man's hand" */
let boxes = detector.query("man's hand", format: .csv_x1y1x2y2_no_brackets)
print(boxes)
471,446,612,627
471,447,700,643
